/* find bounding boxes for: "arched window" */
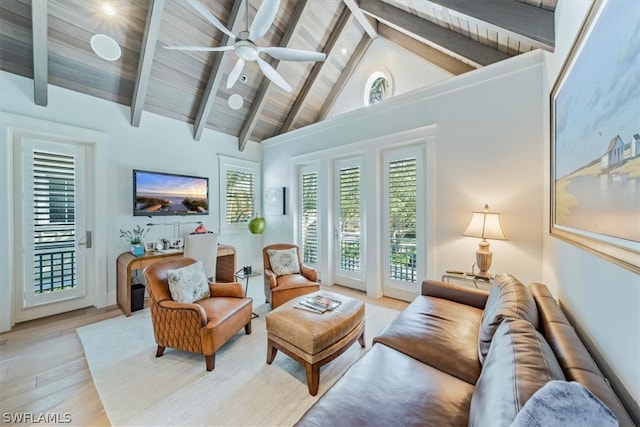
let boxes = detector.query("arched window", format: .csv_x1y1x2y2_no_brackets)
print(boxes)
364,71,392,106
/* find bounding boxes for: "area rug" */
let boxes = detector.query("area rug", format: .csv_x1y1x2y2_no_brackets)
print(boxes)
77,301,399,426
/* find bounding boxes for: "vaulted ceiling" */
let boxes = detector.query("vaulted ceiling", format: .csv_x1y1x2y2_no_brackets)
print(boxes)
0,0,556,150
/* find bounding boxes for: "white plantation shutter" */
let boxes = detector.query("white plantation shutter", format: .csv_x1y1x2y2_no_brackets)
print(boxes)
225,169,254,224
301,172,318,265
339,165,361,272
387,157,417,283
32,150,78,294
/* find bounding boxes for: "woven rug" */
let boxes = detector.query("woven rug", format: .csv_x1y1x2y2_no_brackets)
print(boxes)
77,301,399,426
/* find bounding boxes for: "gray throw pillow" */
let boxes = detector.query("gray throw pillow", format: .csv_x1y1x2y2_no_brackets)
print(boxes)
477,273,539,364
267,248,300,276
167,261,210,303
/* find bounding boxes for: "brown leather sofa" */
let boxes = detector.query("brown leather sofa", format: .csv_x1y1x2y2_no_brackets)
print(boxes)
296,274,635,426
263,243,320,309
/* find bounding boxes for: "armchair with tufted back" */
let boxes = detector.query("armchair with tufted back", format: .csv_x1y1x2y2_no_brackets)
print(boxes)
144,257,252,371
263,243,320,309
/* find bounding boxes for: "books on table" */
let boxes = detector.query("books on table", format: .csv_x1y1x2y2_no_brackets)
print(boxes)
294,294,342,313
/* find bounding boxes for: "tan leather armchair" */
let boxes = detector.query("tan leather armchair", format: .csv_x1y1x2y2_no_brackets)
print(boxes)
263,243,320,309
144,257,252,371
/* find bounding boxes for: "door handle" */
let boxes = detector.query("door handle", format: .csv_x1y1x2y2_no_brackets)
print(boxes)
78,231,92,249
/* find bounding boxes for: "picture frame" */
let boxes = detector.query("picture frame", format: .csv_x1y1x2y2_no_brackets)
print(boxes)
143,241,157,252
550,0,639,274
170,238,184,249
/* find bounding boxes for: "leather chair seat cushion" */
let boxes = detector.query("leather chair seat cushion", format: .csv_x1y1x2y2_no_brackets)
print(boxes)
469,319,565,427
477,273,539,364
274,273,317,289
266,292,364,355
196,297,252,329
374,295,483,384
295,343,474,427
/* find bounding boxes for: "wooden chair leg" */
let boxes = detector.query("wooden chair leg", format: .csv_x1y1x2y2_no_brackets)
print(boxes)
245,321,252,334
205,354,215,371
305,362,320,396
156,345,165,358
266,339,278,364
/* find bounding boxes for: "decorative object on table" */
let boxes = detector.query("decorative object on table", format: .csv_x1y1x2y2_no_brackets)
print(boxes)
243,265,252,275
248,212,266,234
170,238,184,249
144,241,158,252
194,222,207,233
463,204,507,279
120,225,150,256
550,0,640,274
160,238,170,250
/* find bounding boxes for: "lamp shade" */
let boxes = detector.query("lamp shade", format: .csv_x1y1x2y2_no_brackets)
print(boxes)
463,204,507,241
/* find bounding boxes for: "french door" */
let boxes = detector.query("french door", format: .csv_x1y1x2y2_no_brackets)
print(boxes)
333,157,365,290
14,137,94,321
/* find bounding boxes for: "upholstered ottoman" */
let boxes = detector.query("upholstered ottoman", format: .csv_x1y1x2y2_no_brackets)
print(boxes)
265,291,365,395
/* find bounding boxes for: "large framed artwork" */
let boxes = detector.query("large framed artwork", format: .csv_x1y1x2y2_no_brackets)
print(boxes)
550,0,640,274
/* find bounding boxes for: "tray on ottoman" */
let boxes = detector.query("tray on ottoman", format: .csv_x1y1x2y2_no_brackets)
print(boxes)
265,291,365,395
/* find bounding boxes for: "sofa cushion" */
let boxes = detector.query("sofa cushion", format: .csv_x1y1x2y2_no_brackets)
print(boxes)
374,294,483,385
469,319,565,427
511,380,618,427
267,248,300,276
295,343,474,427
166,261,210,304
478,273,538,364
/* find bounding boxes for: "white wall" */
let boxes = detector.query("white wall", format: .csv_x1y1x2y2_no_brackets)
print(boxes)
263,48,546,293
328,37,452,118
542,0,640,413
0,71,263,331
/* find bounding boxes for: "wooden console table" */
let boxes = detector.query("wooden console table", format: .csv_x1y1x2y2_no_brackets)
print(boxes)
116,245,236,316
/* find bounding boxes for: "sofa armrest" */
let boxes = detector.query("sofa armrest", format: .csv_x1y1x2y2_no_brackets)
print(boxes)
157,299,207,326
421,280,489,309
208,282,245,298
300,264,318,282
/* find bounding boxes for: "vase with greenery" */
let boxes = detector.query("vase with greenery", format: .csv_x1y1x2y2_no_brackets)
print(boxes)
120,225,149,255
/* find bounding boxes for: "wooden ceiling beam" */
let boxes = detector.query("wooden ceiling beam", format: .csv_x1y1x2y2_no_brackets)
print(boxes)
192,0,245,141
378,23,473,75
343,0,377,39
427,0,554,48
238,0,309,151
359,0,509,67
279,6,353,134
31,0,48,106
131,0,165,127
317,35,372,121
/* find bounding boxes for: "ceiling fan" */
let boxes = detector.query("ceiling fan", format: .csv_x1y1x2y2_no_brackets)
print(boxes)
165,0,326,92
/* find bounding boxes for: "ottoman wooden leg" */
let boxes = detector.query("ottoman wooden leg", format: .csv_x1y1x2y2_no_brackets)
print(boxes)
358,328,365,348
305,362,320,396
266,338,278,364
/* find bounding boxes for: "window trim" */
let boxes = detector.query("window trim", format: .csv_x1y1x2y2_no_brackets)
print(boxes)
218,156,261,234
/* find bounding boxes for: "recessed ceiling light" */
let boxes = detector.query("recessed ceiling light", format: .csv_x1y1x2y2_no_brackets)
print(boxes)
90,34,121,61
228,94,244,110
341,48,348,55
103,3,116,16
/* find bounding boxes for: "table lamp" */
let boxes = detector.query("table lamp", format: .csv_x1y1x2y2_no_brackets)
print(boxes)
463,204,507,279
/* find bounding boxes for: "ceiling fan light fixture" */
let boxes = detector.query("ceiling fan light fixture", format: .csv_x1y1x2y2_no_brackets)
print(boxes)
228,94,244,110
235,40,258,61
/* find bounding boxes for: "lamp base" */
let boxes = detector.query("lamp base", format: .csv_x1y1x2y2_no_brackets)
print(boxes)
476,240,493,279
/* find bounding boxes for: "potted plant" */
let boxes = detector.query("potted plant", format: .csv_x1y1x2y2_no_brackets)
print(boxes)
120,225,149,256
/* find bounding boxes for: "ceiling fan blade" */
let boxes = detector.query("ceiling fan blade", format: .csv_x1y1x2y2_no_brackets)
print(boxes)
187,0,236,39
250,0,280,40
256,57,292,92
258,47,326,62
226,58,245,89
164,45,234,52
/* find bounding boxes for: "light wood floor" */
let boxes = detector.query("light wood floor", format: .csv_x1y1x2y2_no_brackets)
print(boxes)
0,286,408,426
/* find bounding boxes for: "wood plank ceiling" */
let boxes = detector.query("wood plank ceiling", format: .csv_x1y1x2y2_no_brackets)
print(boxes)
0,0,556,150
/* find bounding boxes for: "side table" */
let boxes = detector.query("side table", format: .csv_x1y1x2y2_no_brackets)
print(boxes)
441,271,492,289
235,270,261,318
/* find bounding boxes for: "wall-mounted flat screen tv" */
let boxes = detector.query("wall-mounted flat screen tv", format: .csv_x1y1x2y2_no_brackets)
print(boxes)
133,169,209,216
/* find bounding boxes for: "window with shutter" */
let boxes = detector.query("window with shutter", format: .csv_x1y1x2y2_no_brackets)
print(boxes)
32,150,78,294
339,165,361,272
301,171,318,265
225,169,254,224
387,157,417,283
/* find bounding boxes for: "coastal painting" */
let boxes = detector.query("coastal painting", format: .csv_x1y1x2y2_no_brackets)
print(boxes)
551,0,640,273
